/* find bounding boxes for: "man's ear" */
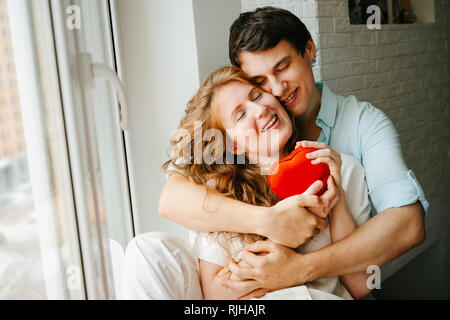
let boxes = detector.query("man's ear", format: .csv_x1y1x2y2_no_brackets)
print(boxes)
304,39,317,61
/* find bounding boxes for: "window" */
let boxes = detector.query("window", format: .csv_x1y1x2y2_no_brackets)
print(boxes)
1,0,85,299
2,0,134,299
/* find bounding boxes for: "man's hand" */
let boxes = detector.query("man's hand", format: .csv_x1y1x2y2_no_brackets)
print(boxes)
222,239,308,295
262,181,329,248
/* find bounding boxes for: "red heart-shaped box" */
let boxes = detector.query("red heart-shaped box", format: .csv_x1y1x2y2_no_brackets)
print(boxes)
267,146,330,199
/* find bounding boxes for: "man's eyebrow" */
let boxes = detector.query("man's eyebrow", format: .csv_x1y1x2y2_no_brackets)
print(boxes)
249,55,291,82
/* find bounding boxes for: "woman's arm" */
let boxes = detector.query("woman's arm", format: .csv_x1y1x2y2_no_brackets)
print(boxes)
159,173,329,248
300,143,370,299
329,187,370,299
199,259,258,300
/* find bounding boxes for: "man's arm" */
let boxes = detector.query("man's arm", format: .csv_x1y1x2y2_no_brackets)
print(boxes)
225,202,425,297
306,202,425,280
159,173,329,248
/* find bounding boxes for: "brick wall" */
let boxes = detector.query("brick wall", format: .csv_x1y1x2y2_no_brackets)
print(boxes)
241,0,450,281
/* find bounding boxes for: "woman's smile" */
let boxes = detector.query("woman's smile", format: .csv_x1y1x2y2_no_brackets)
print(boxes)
261,114,279,132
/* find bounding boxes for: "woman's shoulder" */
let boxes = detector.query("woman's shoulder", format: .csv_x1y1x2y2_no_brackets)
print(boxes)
339,153,372,226
340,153,365,176
339,153,367,194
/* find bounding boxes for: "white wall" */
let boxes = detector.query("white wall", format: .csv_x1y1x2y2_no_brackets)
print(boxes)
192,0,241,82
117,0,240,240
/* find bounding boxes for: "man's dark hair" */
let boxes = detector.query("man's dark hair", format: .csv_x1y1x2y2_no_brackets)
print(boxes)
229,6,312,67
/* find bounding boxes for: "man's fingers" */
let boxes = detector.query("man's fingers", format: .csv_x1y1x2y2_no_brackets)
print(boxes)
222,279,261,292
245,240,274,254
216,266,231,277
238,288,269,300
315,216,328,230
228,258,255,279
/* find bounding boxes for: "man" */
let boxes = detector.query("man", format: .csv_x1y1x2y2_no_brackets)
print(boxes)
158,7,428,299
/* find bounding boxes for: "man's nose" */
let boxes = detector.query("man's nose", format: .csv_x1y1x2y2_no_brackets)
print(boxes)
269,77,287,97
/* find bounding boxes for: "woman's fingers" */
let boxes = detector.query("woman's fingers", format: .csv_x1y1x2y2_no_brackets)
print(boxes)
307,149,340,161
297,140,328,150
300,140,328,149
296,193,328,208
302,180,323,195
311,157,341,185
324,176,340,208
298,140,341,160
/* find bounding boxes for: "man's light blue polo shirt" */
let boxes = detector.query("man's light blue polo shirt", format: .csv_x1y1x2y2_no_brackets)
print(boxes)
316,82,429,214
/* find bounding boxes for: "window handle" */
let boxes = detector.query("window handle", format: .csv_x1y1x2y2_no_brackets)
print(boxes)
78,53,129,131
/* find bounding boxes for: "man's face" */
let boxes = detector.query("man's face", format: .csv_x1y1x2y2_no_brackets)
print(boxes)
238,39,317,117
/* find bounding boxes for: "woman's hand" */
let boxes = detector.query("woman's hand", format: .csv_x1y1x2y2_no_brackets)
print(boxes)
296,140,343,217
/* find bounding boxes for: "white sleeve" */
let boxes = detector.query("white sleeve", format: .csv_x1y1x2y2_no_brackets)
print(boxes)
339,153,372,227
189,230,230,267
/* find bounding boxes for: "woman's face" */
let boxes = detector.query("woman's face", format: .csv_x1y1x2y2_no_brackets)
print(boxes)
215,80,292,165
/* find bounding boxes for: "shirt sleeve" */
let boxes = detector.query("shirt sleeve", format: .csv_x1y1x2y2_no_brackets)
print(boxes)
188,230,229,267
357,103,429,214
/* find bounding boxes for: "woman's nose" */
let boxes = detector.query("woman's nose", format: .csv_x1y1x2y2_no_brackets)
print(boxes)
250,102,268,119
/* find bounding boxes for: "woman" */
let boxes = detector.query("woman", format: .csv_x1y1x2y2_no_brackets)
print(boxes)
163,66,372,300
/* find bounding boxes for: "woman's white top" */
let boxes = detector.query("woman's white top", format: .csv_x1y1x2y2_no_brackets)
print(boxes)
189,153,372,300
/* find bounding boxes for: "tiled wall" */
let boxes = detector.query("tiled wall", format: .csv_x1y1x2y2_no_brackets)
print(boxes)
241,0,450,282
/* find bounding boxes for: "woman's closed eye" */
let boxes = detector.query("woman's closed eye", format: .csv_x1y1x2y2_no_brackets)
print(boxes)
250,89,263,102
252,92,262,101
236,110,246,121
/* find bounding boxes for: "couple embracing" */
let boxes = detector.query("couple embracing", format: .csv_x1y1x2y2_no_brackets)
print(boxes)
123,7,428,300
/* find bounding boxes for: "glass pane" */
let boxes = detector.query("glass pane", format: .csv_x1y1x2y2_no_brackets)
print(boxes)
1,0,84,299
48,0,134,299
